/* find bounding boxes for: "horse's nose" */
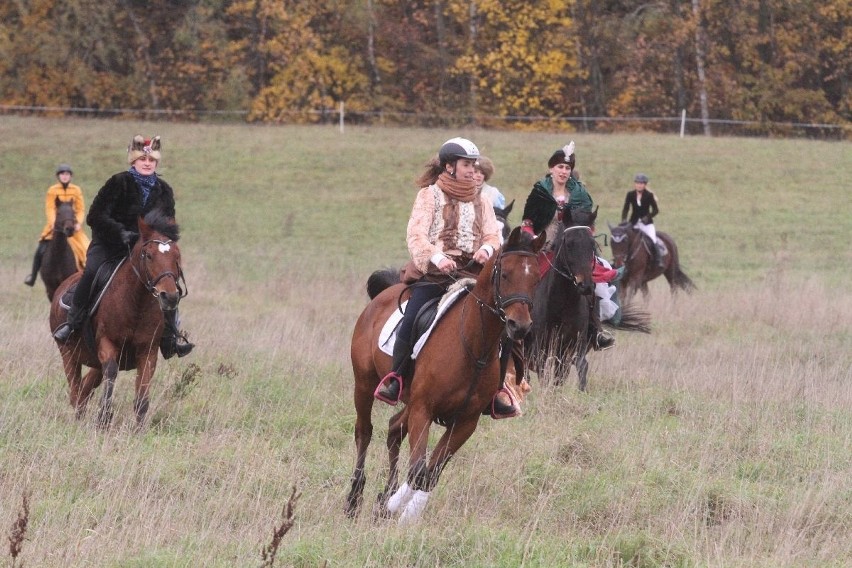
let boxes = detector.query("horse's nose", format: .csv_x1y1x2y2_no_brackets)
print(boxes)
158,290,180,311
505,317,532,340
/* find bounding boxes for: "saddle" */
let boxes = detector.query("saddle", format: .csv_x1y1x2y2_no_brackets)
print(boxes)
639,232,667,257
58,256,127,351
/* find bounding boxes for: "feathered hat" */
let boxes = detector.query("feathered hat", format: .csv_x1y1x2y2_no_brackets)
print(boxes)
548,141,576,169
127,135,161,165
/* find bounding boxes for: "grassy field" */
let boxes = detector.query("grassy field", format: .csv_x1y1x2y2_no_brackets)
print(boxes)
1,116,850,567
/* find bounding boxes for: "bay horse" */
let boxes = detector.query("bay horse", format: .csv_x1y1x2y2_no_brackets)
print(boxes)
41,198,79,301
49,211,186,427
346,227,545,522
608,221,695,299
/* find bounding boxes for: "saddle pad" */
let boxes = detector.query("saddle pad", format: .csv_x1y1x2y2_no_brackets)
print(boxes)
377,282,472,359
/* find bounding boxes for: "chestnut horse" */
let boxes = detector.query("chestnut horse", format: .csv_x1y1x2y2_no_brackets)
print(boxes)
41,198,79,301
346,227,545,522
49,211,186,427
608,221,695,299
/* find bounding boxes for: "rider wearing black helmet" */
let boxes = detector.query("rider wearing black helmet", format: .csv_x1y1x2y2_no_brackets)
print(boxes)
373,138,518,418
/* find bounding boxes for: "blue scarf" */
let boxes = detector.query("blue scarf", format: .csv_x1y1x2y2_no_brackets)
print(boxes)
129,167,158,205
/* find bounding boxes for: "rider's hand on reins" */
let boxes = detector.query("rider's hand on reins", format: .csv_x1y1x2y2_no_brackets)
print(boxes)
437,258,457,273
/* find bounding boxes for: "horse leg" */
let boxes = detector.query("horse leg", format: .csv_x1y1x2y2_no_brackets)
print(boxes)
133,349,159,428
60,348,83,410
398,416,479,525
387,406,431,518
374,408,408,518
75,369,102,419
346,378,376,518
576,350,589,392
97,357,118,428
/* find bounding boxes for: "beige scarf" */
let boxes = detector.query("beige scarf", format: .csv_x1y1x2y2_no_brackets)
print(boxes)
436,172,477,202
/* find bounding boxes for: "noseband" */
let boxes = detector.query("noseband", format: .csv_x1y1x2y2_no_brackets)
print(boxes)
134,238,188,299
488,249,538,322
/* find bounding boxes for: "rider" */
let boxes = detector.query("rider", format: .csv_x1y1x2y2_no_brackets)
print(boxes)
373,137,518,418
519,141,616,350
621,173,664,267
24,164,90,286
52,135,194,359
473,156,506,209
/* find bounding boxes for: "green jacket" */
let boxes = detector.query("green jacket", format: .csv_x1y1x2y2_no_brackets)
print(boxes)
522,174,594,233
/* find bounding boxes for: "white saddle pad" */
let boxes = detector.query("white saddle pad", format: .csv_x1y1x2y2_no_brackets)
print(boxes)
377,280,474,359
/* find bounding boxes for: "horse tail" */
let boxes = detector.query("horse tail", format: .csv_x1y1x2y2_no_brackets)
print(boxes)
609,301,652,334
366,268,401,299
671,267,696,294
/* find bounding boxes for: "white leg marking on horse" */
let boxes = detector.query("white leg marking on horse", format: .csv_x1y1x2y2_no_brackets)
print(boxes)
398,490,430,525
387,482,414,514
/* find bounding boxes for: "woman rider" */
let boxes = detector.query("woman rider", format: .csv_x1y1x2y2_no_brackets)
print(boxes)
373,137,519,418
52,135,193,359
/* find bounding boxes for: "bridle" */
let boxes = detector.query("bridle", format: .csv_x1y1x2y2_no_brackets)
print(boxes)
544,225,592,291
133,238,188,300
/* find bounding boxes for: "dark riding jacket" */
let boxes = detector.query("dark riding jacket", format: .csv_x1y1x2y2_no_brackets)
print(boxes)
621,189,659,225
87,171,176,254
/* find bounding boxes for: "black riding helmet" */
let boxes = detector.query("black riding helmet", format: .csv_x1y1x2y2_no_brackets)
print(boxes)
438,137,480,167
56,163,73,175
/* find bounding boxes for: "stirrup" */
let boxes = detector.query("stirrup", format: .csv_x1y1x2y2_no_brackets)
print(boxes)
374,372,403,406
490,388,521,420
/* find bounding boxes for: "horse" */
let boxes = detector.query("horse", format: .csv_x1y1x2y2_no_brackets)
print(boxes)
346,227,545,523
40,198,79,301
525,208,651,390
493,199,515,243
524,220,597,390
608,221,695,299
49,211,186,427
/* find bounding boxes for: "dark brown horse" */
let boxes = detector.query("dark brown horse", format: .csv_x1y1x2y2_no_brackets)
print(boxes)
608,221,695,299
493,199,515,243
525,221,597,389
526,209,651,390
49,211,186,427
41,198,79,301
346,227,545,522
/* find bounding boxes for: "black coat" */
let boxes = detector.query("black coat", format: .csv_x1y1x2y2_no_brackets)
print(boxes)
87,171,176,254
621,189,659,225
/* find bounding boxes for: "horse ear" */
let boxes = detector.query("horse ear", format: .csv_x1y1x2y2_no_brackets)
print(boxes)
55,196,62,207
531,230,546,253
137,214,152,237
506,225,522,246
504,199,514,216
607,220,613,232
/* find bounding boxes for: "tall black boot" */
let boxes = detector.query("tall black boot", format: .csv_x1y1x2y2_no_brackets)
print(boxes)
589,297,615,351
655,243,666,268
374,338,412,405
160,309,194,359
24,241,48,286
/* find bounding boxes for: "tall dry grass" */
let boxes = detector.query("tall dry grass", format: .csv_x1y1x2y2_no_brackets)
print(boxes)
0,117,849,566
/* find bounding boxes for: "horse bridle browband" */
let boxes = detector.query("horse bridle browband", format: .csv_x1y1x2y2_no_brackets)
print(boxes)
488,248,538,322
134,238,188,299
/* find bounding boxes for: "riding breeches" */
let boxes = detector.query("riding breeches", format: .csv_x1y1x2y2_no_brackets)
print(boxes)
70,241,113,310
397,283,445,345
635,220,657,243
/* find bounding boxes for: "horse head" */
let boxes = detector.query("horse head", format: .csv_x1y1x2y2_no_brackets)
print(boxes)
493,199,515,244
134,210,186,312
567,206,597,230
54,197,76,238
483,226,545,340
607,221,634,269
551,223,596,292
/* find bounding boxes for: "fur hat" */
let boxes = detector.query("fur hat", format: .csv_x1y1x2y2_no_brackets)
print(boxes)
548,141,576,169
127,135,161,165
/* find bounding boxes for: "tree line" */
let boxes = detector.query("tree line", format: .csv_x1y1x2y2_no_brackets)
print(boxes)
1,0,848,137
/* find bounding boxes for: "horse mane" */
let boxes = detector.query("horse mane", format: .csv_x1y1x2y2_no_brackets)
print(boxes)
143,210,180,241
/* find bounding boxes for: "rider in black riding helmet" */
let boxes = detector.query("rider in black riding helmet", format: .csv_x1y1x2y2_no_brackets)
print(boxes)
373,137,520,418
